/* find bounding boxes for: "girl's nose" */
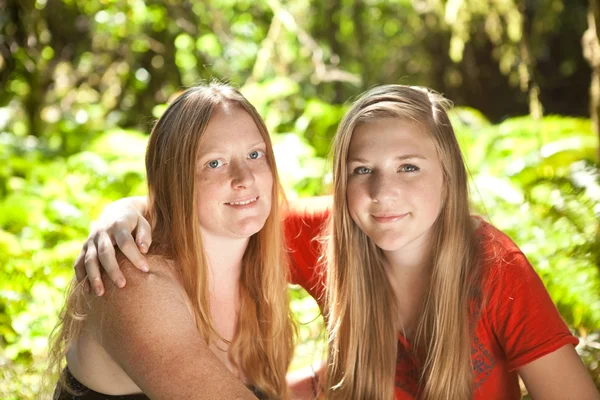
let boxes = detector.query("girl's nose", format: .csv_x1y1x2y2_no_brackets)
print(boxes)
370,172,398,204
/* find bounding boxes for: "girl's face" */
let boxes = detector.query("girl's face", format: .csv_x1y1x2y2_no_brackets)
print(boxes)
346,117,444,263
195,105,273,241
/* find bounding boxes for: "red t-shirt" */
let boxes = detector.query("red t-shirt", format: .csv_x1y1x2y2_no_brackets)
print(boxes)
284,198,579,399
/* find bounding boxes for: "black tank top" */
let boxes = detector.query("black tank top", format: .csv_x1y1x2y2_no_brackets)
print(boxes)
54,368,269,399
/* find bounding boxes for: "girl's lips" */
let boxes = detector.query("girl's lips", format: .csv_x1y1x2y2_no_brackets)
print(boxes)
371,213,408,223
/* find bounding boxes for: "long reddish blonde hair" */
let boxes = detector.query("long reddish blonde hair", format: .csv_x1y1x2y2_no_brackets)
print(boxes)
48,83,295,399
324,84,483,399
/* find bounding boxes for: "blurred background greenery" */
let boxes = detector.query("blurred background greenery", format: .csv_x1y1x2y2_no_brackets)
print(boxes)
1,0,599,398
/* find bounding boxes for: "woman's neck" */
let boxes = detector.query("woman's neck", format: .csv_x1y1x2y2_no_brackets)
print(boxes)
201,233,249,296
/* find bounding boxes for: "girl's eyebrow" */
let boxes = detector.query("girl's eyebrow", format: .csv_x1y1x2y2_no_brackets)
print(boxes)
347,154,427,163
347,156,369,163
396,154,427,161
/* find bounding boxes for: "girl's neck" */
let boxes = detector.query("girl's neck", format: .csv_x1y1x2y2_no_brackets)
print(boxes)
383,231,433,273
384,246,432,302
383,234,434,338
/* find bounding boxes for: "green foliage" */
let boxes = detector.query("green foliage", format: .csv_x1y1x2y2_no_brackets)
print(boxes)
0,0,598,397
455,112,600,328
0,129,148,399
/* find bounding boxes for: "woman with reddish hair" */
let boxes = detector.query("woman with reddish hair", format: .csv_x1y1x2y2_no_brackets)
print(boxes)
49,83,295,399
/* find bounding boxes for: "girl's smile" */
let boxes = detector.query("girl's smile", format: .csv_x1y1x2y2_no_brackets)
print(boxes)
370,212,409,223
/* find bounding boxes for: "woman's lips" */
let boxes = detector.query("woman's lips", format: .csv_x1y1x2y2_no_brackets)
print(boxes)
225,196,259,208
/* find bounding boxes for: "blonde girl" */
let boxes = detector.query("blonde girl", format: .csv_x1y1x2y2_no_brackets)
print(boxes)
323,84,598,399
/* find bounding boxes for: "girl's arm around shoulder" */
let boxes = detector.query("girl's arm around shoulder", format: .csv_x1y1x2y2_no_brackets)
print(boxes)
88,258,256,400
284,196,331,301
518,344,599,400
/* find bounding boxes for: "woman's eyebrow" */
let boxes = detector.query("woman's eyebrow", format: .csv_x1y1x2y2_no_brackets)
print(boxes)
249,141,267,148
197,141,267,159
196,150,222,160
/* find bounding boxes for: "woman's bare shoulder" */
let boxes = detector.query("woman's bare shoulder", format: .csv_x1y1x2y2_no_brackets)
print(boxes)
84,254,188,335
106,254,181,296
80,255,256,398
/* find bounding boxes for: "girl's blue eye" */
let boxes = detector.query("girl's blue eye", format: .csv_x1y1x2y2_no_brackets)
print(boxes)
400,164,419,172
207,159,224,169
354,166,372,175
249,150,265,160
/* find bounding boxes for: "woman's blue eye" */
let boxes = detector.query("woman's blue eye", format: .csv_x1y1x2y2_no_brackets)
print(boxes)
207,159,224,169
400,164,419,172
249,150,265,160
354,166,372,175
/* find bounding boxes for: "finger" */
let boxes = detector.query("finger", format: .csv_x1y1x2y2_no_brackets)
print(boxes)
74,245,87,282
96,231,126,288
115,229,149,272
84,244,105,296
134,215,153,254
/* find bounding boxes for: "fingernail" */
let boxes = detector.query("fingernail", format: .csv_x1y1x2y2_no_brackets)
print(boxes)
140,264,149,273
139,243,148,253
95,287,104,296
116,278,126,288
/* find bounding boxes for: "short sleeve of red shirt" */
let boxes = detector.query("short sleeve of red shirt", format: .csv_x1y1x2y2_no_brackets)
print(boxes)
283,196,331,302
480,223,579,372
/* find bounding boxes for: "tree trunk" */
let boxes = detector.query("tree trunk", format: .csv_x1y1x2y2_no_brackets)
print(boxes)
325,0,343,103
581,0,600,283
519,0,543,120
583,0,600,161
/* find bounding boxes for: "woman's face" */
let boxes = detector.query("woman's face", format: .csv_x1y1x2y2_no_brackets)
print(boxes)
345,117,444,261
195,104,273,241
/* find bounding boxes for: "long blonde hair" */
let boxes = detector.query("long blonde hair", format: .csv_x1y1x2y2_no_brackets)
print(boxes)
324,85,482,399
48,83,295,399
